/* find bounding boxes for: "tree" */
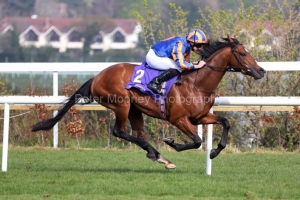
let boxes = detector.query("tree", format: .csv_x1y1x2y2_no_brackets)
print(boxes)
0,0,35,17
57,0,89,17
88,0,121,18
117,0,160,18
22,46,57,62
0,74,9,95
78,15,115,57
135,0,300,149
0,25,24,62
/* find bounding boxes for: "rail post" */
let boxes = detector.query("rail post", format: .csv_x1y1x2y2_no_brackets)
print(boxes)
53,71,58,148
2,103,10,172
206,108,213,175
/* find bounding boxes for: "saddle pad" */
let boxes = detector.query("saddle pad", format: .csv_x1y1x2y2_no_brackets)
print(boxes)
125,61,179,101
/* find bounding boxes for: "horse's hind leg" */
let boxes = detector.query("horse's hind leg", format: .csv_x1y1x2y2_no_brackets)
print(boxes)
128,107,175,169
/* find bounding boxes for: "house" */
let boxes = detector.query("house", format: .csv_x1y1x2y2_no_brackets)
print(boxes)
237,21,284,51
0,16,142,53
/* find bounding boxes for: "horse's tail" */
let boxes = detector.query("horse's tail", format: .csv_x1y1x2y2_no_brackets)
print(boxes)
32,78,94,132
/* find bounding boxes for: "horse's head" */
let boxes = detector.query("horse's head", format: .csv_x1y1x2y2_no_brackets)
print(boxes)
198,37,266,80
226,37,266,80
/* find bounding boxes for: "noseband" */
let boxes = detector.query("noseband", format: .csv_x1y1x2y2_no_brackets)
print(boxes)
231,44,254,75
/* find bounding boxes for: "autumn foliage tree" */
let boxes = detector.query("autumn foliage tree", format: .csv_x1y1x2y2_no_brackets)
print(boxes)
134,0,300,150
62,78,85,148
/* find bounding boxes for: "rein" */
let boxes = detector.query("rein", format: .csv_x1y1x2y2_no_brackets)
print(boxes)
204,43,246,72
205,64,233,72
176,43,247,94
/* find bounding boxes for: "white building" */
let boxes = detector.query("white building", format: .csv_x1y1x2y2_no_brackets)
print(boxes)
238,21,284,51
0,16,142,53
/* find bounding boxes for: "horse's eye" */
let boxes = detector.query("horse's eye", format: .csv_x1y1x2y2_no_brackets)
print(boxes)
240,52,246,56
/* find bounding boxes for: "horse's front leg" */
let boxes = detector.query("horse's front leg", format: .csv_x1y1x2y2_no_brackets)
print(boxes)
196,113,231,159
164,116,202,151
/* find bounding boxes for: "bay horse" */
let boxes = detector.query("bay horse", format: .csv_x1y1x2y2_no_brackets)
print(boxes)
32,37,265,169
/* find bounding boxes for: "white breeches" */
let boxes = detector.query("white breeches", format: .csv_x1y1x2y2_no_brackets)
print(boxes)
146,49,183,72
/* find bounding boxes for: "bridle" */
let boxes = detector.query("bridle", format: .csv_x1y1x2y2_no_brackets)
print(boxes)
204,43,254,74
176,43,255,95
177,42,255,94
230,44,255,75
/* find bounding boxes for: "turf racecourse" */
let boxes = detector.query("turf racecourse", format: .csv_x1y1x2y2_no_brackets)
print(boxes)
1,147,300,200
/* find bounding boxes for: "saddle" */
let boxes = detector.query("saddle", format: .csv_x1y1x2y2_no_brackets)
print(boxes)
125,61,180,119
125,61,179,101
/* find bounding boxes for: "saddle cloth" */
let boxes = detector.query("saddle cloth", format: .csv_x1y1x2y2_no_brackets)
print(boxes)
125,61,179,101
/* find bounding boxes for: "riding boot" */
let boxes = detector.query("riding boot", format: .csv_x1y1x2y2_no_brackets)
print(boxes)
147,68,180,95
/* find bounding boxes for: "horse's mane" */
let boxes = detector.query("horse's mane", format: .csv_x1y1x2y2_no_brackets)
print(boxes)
197,37,240,60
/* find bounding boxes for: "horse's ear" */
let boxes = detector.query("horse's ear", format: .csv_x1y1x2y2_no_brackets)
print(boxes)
230,37,240,44
222,35,234,42
228,35,235,42
222,35,230,42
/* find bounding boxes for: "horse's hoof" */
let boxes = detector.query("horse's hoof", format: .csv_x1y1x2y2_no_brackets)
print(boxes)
163,137,174,145
165,163,176,169
157,156,167,164
157,154,176,169
209,149,219,159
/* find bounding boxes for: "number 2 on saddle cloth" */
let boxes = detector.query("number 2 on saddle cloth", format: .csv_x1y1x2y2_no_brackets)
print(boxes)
125,61,180,119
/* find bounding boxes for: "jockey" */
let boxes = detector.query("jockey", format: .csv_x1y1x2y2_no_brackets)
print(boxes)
146,29,209,95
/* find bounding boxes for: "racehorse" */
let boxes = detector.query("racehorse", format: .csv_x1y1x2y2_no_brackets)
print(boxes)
32,36,265,169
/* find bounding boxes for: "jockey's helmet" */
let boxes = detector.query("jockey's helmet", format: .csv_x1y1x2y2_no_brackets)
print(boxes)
186,29,208,44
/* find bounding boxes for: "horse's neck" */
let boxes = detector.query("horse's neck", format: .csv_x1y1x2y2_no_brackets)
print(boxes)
194,67,226,93
193,48,231,93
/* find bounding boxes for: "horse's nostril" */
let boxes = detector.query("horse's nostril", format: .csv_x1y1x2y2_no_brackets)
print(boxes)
259,68,266,74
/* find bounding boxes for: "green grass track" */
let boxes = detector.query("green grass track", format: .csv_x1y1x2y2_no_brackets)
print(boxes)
0,147,300,200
